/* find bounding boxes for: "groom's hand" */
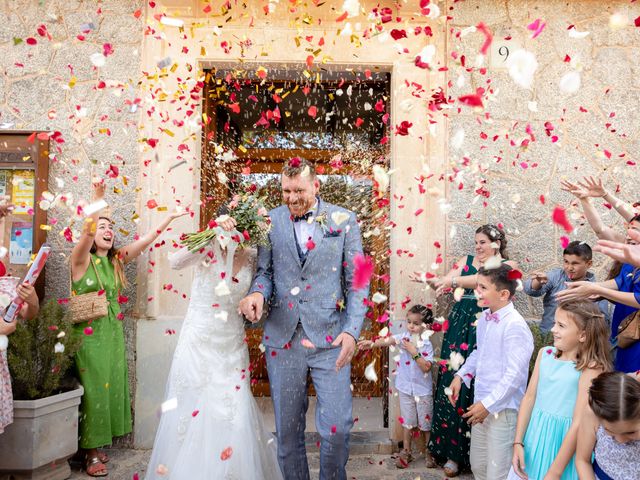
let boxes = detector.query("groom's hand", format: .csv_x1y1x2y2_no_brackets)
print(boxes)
239,292,264,323
332,332,356,372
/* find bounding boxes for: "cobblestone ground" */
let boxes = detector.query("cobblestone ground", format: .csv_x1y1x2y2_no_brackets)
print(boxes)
69,449,474,479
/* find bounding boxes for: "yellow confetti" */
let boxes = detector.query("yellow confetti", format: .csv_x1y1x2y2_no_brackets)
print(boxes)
119,229,130,236
238,145,247,153
39,225,52,231
68,76,77,88
162,129,175,137
157,206,168,212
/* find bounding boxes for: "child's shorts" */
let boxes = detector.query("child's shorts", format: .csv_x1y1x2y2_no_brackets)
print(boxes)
398,391,433,431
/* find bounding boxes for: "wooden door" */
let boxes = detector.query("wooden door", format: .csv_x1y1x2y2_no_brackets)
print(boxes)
200,69,390,399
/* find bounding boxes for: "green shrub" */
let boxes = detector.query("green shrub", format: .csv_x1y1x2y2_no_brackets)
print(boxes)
8,299,82,400
527,320,554,378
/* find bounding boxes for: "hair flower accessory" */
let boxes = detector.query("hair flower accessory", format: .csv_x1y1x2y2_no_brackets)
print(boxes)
288,157,302,168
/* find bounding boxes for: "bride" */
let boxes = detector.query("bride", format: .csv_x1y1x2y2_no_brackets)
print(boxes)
145,213,282,480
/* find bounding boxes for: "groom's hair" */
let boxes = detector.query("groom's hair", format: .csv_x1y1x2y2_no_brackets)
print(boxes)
282,157,317,180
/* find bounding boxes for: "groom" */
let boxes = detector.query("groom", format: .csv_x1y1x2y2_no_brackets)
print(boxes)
239,158,369,480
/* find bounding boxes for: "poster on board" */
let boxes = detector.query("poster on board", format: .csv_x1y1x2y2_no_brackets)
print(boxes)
9,222,32,265
11,170,35,215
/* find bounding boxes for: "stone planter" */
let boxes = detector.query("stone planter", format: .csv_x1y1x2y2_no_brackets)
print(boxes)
0,386,84,480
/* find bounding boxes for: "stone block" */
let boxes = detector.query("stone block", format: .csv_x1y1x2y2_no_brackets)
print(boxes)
94,13,143,44
49,42,100,81
1,42,53,78
0,11,26,43
6,75,62,124
98,44,142,82
448,0,510,26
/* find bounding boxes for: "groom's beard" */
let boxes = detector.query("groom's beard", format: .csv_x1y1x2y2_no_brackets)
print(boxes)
287,198,314,216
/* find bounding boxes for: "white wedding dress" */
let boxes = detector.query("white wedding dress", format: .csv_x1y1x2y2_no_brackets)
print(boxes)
145,234,283,480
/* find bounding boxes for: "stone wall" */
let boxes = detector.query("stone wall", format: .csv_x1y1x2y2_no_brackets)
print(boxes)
444,0,640,319
0,0,144,445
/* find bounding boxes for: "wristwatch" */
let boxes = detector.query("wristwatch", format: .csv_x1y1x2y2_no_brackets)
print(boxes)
412,353,421,361
451,276,458,289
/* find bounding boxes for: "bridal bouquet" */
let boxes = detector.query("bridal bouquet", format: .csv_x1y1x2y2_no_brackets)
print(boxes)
180,193,271,251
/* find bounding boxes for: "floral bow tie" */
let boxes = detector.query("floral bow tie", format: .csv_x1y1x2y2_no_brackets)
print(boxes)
485,312,500,323
293,211,313,222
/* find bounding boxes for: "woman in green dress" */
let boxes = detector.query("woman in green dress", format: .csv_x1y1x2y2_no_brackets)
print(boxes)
425,225,517,477
70,181,186,477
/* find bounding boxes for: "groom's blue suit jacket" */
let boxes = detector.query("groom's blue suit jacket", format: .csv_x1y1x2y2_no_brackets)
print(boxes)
248,198,370,348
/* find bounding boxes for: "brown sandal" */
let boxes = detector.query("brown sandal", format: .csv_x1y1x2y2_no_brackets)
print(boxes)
395,449,413,469
425,452,437,469
84,456,108,477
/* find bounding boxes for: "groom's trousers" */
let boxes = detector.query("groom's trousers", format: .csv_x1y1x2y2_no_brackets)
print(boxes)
266,324,353,480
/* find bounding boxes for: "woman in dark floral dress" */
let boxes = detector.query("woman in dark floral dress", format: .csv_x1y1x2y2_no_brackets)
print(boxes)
426,225,517,477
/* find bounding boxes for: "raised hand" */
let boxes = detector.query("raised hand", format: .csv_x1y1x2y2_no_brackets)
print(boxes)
577,176,607,198
595,230,640,268
555,281,598,302
559,180,587,199
92,178,106,200
168,210,189,221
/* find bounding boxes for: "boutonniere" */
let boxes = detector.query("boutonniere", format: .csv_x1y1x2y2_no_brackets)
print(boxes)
314,212,329,232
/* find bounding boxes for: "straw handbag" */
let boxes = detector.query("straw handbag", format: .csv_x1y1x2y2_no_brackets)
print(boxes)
617,310,640,349
69,257,109,324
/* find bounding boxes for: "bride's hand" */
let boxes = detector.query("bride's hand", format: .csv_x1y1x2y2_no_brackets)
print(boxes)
216,215,237,232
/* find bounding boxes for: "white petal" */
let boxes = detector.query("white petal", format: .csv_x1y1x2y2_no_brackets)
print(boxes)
371,292,387,304
559,71,581,94
378,326,389,338
416,44,436,65
0,335,7,351
342,0,360,17
214,280,231,297
483,255,502,270
161,397,178,412
54,342,65,354
527,101,538,112
364,359,378,382
89,53,106,67
331,211,350,226
451,128,465,150
290,287,301,296
506,49,538,90
372,165,389,193
568,27,590,39
214,311,228,322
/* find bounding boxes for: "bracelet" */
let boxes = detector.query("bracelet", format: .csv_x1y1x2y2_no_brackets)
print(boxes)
451,276,458,289
412,353,421,361
513,442,524,448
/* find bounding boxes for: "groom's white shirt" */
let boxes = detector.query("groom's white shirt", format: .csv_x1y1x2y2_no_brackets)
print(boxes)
293,200,318,254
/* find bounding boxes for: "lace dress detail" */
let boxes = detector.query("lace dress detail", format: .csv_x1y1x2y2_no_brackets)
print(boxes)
145,234,282,480
594,425,640,480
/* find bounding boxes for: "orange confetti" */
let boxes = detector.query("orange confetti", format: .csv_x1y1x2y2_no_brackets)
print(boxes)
220,447,233,461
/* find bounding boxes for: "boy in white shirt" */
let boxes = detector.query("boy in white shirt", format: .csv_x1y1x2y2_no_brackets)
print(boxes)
448,264,533,480
358,305,435,469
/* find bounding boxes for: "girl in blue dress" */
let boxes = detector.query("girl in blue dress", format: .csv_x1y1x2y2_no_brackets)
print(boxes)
508,300,612,480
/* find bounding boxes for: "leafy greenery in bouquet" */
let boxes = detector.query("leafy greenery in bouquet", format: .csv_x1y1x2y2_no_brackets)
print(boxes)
8,299,82,400
181,191,271,251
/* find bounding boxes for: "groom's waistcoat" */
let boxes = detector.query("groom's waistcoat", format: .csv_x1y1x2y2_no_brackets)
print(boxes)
248,200,369,349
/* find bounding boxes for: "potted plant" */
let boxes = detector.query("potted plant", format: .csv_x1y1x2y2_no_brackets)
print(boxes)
0,299,83,480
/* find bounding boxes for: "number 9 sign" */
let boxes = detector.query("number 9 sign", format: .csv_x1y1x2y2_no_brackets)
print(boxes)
490,40,521,70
